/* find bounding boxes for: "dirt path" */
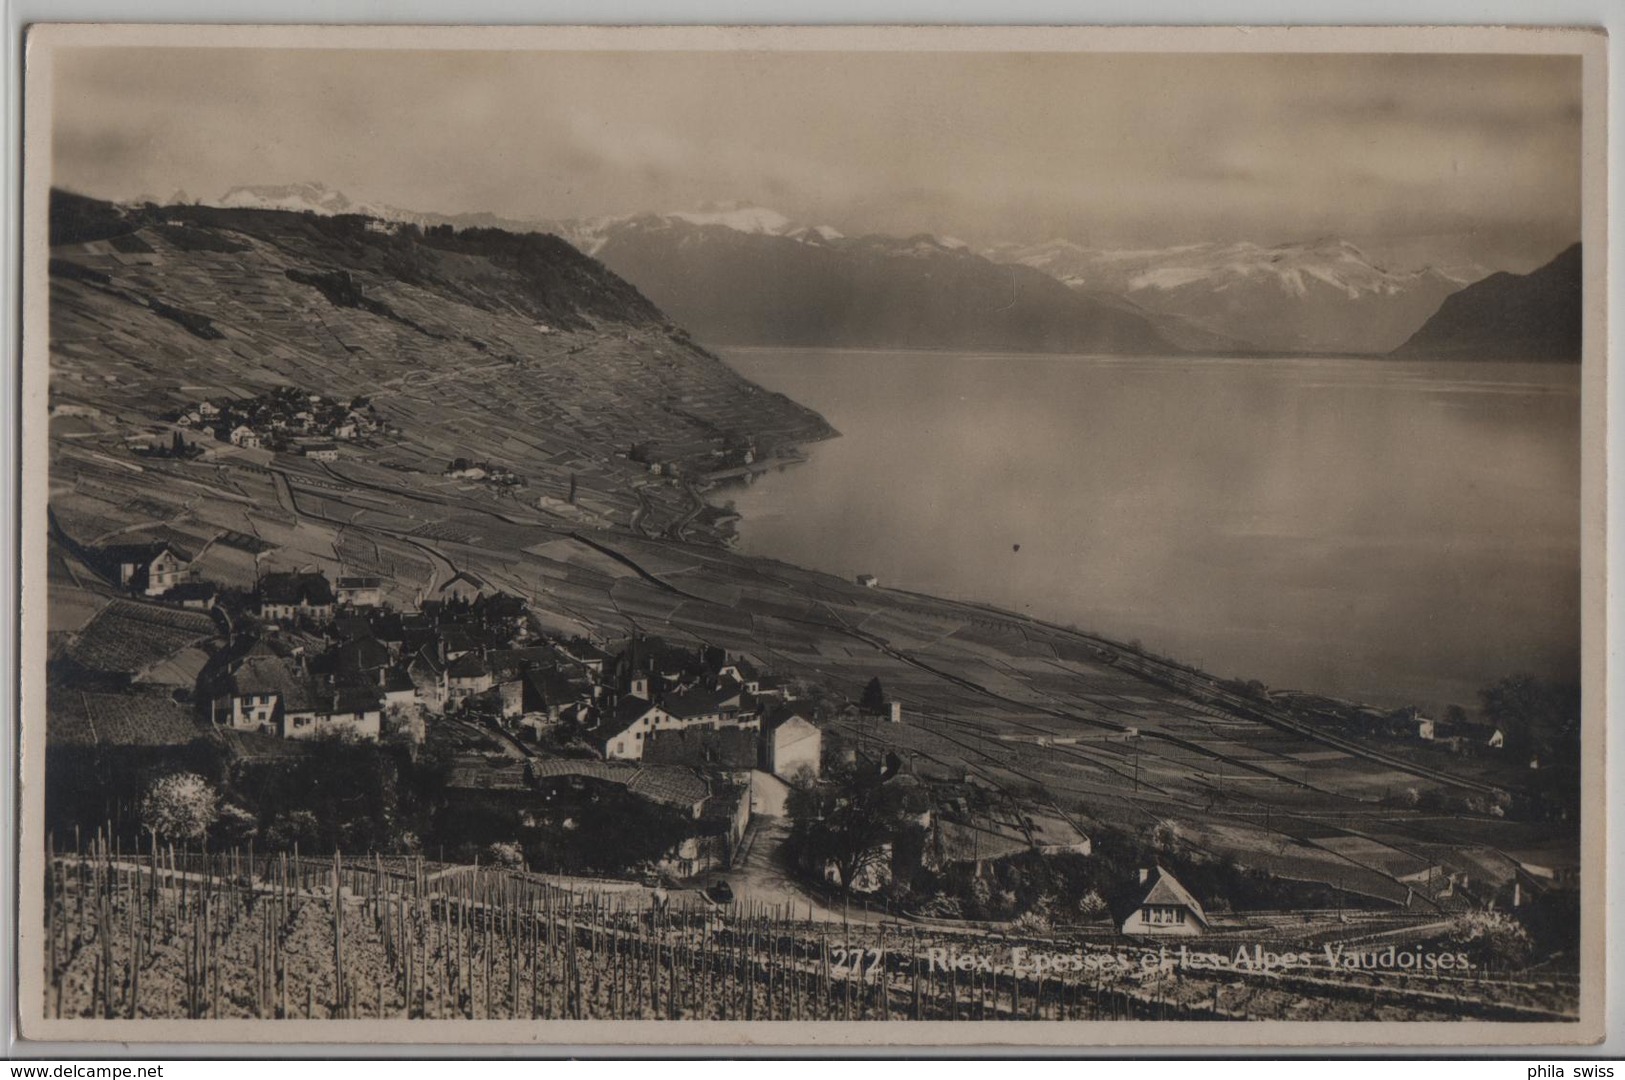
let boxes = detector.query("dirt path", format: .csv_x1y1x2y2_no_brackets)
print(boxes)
717,818,884,927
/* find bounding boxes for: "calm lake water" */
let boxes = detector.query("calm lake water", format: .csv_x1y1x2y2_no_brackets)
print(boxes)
718,348,1581,710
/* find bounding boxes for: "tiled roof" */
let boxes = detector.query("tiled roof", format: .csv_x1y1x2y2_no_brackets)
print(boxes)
642,726,759,769
337,637,392,672
1135,867,1209,924
626,766,710,807
259,571,334,607
662,685,732,719
446,652,490,679
164,582,218,603
228,655,314,710
336,576,383,590
382,667,416,693
764,704,813,731
67,599,217,675
611,696,661,726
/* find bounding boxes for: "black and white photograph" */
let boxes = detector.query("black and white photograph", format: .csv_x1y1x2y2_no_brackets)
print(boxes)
16,24,1607,1047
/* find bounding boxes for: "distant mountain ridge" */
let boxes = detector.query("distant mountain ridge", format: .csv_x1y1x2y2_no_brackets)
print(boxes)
180,185,1561,360
985,238,1466,354
1391,243,1582,362
573,207,1179,355
197,181,558,237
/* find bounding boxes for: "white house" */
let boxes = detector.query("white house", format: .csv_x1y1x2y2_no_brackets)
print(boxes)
602,698,673,761
763,708,821,781
102,542,190,597
1118,867,1209,937
228,425,261,449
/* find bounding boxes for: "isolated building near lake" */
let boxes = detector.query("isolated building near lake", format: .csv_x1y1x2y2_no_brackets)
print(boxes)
1118,866,1209,937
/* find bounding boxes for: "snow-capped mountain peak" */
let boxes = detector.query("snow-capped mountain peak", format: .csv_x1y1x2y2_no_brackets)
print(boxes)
986,236,1469,354
559,204,851,257
215,181,367,216
666,203,796,235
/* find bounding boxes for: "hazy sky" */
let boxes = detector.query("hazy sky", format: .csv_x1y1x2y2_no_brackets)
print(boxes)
52,48,1582,270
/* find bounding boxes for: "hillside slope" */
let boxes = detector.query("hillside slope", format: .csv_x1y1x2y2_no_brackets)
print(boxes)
1392,243,1582,361
46,190,834,538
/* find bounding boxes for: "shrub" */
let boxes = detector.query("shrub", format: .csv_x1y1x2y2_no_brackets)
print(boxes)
1075,889,1109,920
486,841,526,869
1444,909,1533,970
140,773,218,844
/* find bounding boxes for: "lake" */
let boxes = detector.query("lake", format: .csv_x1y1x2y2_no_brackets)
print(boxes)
717,348,1581,710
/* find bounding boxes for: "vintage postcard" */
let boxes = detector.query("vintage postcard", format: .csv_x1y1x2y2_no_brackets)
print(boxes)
16,24,1608,1049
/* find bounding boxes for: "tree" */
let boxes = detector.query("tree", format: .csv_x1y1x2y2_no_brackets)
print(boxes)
1480,675,1579,756
140,772,218,844
786,756,912,895
860,677,887,716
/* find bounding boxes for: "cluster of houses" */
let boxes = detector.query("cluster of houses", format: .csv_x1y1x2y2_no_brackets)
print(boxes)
443,458,525,487
80,524,824,784
169,386,382,459
1274,693,1510,756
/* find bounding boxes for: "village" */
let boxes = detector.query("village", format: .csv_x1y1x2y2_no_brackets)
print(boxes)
46,519,1578,960
37,193,1582,1022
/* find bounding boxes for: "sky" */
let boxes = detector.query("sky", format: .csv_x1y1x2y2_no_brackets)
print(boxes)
51,47,1582,271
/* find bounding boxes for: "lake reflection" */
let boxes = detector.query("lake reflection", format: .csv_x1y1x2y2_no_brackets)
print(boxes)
718,348,1581,710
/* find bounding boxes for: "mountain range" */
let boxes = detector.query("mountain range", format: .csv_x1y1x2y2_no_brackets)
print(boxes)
575,210,1176,355
985,238,1469,354
179,185,1579,360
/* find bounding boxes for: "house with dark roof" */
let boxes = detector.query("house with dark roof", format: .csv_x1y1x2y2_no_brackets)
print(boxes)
97,541,190,597
614,635,703,698
257,571,335,622
161,581,218,610
437,571,491,605
335,576,384,608
214,655,313,735
213,650,384,740
716,657,762,693
381,666,418,710
284,685,383,741
438,625,483,662
476,591,528,627
334,637,393,684
643,725,760,771
446,652,494,700
1118,867,1209,937
522,666,590,720
557,637,610,674
407,647,448,712
600,697,671,761
67,600,219,684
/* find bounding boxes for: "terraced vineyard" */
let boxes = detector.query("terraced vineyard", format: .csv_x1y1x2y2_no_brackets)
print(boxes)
43,837,1577,1023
